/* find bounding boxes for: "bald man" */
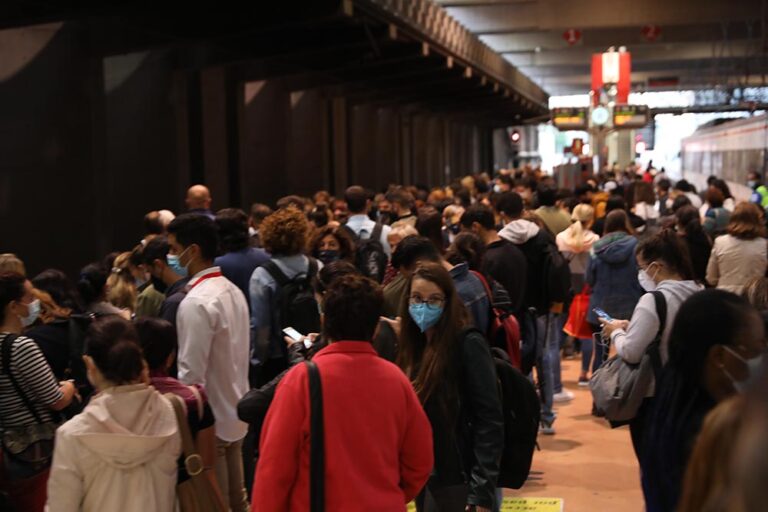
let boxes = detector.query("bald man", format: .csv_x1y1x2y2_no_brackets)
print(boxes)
186,184,215,220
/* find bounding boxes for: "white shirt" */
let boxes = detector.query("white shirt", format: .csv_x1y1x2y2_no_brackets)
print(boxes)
346,214,393,256
177,266,250,442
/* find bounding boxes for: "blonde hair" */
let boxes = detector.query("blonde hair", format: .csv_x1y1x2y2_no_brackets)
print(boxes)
106,252,137,313
0,253,26,276
565,204,595,248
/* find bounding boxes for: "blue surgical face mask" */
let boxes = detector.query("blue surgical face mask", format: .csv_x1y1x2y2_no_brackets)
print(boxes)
408,303,444,333
167,248,190,278
722,345,765,393
21,299,41,327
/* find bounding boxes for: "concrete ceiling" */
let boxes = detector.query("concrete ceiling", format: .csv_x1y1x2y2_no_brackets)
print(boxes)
435,0,768,96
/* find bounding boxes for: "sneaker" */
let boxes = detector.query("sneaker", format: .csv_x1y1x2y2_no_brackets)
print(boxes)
539,420,556,435
553,390,574,403
578,376,590,387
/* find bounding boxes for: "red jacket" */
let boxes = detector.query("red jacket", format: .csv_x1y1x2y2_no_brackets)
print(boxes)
251,341,433,512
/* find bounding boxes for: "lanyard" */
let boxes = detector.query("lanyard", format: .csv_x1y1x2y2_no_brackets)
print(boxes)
188,271,222,291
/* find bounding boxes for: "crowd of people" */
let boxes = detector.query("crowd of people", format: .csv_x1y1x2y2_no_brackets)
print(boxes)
1,165,768,512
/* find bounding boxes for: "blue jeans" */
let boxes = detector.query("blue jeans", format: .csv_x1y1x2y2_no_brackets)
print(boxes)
552,313,566,393
535,313,558,424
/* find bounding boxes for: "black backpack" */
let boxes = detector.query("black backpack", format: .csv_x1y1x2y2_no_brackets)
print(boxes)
343,223,389,283
263,259,322,356
541,236,572,305
491,347,540,489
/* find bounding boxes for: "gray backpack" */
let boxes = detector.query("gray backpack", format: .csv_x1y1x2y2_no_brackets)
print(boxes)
589,291,666,422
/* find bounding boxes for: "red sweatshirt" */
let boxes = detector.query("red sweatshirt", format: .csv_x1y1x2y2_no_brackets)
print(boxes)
251,341,433,512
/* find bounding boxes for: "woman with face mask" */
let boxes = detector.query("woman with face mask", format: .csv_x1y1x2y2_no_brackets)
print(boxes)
601,229,702,457
308,225,356,266
398,262,503,512
0,272,76,512
641,290,766,512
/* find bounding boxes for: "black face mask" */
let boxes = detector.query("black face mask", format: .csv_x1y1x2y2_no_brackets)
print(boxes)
151,274,168,294
318,250,340,265
378,211,394,225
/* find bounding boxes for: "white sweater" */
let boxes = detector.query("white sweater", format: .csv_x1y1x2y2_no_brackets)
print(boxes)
610,280,703,365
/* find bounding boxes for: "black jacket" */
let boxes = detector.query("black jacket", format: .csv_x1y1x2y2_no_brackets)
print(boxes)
425,329,504,509
237,320,398,426
482,240,527,316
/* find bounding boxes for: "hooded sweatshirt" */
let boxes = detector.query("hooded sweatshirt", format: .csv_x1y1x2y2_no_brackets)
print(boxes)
47,384,181,512
610,280,703,366
499,219,550,312
586,232,644,325
556,225,600,291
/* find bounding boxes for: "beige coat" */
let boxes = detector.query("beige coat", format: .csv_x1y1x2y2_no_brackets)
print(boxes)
706,234,768,294
46,384,181,512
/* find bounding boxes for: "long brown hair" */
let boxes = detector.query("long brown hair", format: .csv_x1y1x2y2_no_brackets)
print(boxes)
727,202,767,240
397,262,469,406
678,395,746,512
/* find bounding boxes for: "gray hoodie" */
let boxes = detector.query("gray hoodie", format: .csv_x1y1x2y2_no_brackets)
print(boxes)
498,219,540,245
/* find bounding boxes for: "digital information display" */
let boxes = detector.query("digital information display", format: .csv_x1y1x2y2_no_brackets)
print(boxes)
551,107,588,131
613,104,649,128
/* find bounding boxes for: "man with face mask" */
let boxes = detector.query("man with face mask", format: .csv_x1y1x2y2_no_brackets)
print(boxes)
168,214,251,512
141,236,189,328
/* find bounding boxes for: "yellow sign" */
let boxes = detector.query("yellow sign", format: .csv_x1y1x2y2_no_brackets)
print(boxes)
407,497,563,512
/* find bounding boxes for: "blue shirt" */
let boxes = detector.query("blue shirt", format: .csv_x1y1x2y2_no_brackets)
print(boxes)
215,247,270,309
345,214,393,256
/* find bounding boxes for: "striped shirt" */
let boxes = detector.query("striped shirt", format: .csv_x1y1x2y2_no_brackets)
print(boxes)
0,333,62,428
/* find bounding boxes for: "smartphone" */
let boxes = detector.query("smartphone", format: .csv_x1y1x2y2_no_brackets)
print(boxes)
593,307,613,322
282,327,303,342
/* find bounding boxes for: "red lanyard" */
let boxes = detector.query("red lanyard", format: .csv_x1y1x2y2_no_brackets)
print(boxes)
188,271,222,291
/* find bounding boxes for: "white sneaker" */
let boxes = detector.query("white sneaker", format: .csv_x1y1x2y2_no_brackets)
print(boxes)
553,390,574,403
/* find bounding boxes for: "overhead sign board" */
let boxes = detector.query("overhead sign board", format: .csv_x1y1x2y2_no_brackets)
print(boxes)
613,104,649,128
551,107,588,131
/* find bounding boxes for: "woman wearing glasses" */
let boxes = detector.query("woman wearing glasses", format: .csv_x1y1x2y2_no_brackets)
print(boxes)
397,262,503,512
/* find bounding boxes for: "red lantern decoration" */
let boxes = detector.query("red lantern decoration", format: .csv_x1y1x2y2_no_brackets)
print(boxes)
563,29,582,46
641,25,662,42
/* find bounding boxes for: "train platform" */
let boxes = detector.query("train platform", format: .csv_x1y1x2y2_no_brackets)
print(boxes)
507,358,643,512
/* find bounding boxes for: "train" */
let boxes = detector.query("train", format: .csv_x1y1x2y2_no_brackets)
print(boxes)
681,114,768,202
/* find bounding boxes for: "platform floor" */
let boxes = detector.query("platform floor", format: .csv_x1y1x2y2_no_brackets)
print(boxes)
506,358,645,512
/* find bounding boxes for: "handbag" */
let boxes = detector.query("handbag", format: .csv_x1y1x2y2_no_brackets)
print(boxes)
0,334,58,478
166,391,226,512
589,291,666,423
306,360,325,512
563,286,593,339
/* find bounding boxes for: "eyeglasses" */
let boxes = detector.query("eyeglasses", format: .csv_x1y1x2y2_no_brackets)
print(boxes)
409,295,445,309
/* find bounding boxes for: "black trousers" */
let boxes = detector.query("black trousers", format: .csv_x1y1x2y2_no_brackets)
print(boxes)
415,483,469,512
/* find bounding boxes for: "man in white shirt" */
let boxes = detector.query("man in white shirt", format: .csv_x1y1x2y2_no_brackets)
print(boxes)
344,186,392,256
168,213,250,512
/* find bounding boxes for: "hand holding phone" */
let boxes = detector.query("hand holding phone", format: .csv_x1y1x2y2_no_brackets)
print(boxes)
593,307,613,322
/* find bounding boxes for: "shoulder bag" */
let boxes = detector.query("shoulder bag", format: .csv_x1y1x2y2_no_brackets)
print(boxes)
589,291,667,423
166,391,226,512
0,334,58,479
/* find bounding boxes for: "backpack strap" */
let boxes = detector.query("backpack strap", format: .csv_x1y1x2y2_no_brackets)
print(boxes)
470,270,493,302
263,260,290,288
370,223,384,244
648,291,667,381
341,224,360,242
307,258,319,280
306,361,325,512
1,334,45,424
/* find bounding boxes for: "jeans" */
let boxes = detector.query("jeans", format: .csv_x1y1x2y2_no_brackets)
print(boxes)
580,336,604,374
215,437,250,512
535,313,558,424
552,313,566,393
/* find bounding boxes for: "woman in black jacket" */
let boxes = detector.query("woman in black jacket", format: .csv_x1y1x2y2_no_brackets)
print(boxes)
398,262,503,512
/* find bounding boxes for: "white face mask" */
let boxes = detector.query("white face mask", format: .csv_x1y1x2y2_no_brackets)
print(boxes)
638,262,661,291
722,345,765,393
